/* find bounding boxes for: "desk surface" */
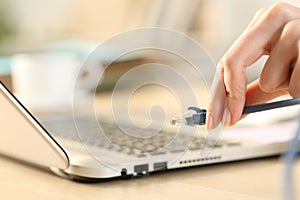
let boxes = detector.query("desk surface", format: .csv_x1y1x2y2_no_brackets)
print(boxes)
1,155,300,200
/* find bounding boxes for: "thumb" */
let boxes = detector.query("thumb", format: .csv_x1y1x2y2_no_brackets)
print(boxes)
222,61,247,126
206,62,247,129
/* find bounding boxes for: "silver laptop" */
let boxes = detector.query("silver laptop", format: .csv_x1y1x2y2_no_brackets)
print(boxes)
0,81,297,181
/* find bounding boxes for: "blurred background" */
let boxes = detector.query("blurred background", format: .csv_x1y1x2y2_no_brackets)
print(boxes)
0,0,299,106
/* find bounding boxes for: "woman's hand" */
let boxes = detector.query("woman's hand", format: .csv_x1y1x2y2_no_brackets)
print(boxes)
206,2,300,130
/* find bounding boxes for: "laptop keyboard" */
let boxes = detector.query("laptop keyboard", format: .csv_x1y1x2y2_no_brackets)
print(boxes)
42,117,241,157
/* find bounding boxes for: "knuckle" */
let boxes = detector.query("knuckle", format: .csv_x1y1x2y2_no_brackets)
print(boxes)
282,20,300,40
265,2,291,22
219,55,238,73
227,89,244,102
219,56,246,99
270,2,290,15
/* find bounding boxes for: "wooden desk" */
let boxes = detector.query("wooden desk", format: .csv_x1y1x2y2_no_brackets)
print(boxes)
1,155,300,200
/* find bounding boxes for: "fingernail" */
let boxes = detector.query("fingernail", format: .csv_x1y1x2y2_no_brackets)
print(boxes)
206,113,213,131
222,108,231,127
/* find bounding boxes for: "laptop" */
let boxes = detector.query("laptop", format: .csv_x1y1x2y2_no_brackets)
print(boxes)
0,81,298,181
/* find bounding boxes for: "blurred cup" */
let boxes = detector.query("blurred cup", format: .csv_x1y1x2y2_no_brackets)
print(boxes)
11,52,85,112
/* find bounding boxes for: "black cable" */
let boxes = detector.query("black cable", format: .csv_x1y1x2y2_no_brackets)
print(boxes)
242,97,300,115
185,97,300,126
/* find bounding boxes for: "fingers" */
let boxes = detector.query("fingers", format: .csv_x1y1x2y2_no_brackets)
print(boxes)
222,59,247,125
206,61,247,130
246,79,288,106
260,20,300,93
239,79,288,121
207,2,300,130
226,2,300,67
289,54,300,97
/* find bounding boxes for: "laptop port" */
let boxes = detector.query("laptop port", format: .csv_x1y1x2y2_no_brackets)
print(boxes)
133,164,149,176
153,162,167,171
121,168,127,176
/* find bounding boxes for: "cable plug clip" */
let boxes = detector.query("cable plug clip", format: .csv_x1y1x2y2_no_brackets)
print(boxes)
184,107,207,126
170,107,207,126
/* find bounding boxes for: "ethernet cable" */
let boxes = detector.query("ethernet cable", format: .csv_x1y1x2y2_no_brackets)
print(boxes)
170,97,300,126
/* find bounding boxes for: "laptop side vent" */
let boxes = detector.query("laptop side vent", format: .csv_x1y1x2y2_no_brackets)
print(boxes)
179,156,222,165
